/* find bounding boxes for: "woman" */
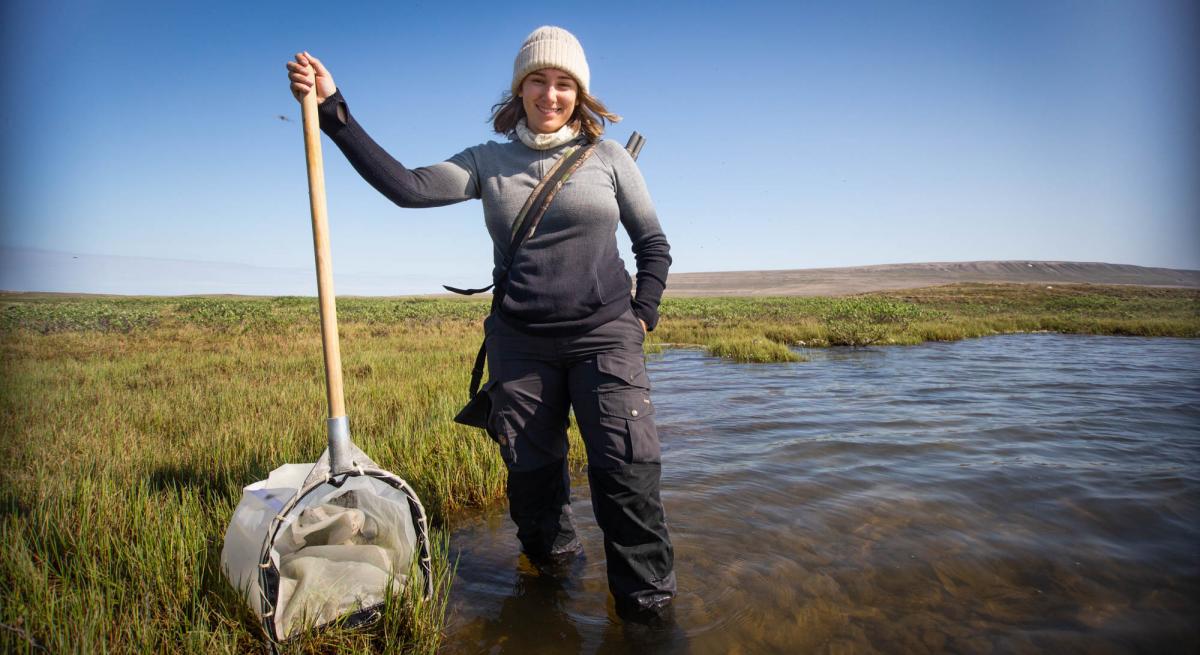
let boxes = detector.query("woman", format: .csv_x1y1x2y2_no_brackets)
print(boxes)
287,26,675,622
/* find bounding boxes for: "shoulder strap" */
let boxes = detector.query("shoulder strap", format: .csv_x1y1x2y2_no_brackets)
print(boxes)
505,143,596,260
443,142,597,296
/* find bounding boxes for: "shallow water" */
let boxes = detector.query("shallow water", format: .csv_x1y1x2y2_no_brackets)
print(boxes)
443,334,1200,654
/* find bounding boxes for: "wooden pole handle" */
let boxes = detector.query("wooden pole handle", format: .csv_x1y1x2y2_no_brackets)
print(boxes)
300,88,346,419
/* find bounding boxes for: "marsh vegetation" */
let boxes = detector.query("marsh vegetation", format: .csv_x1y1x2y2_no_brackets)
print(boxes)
1,283,1196,652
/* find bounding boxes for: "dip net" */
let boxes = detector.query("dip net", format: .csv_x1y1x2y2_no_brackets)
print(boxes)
221,444,432,641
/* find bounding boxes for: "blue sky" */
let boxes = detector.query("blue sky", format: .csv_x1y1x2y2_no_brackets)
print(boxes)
2,0,1196,295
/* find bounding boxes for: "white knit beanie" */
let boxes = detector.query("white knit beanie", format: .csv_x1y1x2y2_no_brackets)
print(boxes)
511,26,590,95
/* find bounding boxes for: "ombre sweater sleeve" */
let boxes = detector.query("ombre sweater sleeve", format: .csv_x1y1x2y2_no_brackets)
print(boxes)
317,89,480,207
601,140,673,331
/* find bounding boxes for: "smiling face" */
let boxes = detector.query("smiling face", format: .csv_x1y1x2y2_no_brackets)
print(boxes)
519,68,578,134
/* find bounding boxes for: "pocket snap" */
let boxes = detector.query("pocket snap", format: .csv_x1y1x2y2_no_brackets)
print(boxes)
597,389,655,421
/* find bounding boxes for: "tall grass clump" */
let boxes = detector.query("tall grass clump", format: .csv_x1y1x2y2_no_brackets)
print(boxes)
706,337,806,363
818,298,927,346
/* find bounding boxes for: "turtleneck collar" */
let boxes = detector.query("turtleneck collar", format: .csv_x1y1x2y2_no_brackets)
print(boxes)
515,118,580,150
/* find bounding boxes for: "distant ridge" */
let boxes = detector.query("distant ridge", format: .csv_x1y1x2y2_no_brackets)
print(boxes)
4,251,1197,298
664,261,1200,296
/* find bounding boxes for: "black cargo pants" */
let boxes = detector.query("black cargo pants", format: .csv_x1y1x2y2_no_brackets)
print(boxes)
482,307,676,613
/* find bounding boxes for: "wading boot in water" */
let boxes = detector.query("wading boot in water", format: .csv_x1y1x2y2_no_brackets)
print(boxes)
615,589,676,627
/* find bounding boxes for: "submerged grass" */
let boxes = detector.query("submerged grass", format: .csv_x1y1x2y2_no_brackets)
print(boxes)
1,283,1196,652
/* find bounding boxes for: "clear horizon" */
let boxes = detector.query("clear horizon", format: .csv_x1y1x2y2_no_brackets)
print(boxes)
2,1,1197,295
2,246,1194,297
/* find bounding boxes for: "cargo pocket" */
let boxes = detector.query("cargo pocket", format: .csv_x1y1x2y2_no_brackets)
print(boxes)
489,405,519,467
488,398,570,472
596,388,660,464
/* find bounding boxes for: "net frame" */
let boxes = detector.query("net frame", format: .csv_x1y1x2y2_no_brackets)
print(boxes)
253,464,433,643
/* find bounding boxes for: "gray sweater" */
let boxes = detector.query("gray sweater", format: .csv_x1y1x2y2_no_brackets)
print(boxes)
317,90,672,335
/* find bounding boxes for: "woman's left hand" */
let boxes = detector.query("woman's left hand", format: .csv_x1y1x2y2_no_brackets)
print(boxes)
639,319,648,334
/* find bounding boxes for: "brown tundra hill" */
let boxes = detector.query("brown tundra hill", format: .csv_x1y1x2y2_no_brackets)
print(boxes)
663,261,1200,296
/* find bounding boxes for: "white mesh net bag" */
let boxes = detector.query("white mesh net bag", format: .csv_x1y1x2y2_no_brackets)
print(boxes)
221,442,432,641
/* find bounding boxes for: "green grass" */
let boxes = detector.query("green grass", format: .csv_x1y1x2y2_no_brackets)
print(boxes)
0,309,510,653
650,284,1199,351
706,337,807,363
1,283,1196,653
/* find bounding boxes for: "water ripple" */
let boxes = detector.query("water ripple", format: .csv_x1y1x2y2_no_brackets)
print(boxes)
445,334,1200,654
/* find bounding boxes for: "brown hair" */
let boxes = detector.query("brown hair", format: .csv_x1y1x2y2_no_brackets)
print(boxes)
490,86,621,143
